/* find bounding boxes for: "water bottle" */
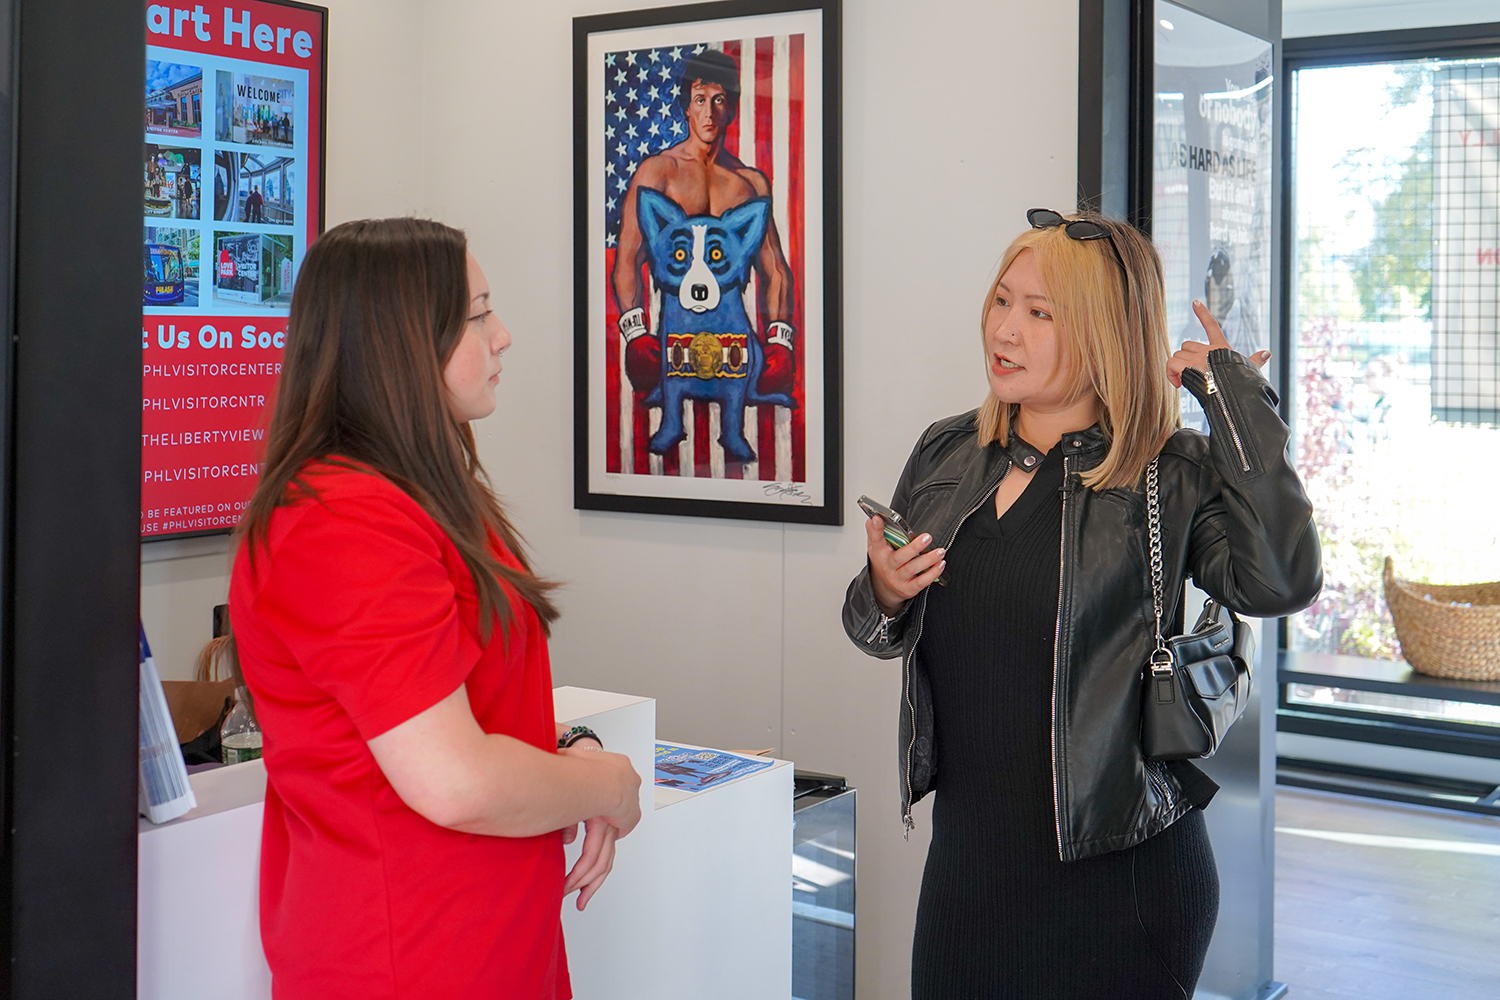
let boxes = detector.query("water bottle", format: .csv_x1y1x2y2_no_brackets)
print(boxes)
220,687,262,765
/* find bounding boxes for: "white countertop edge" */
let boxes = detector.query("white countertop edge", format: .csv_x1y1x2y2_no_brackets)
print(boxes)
553,685,654,721
137,696,793,827
138,759,267,833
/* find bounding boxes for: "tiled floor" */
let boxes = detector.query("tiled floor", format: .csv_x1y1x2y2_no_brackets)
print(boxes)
1275,787,1500,999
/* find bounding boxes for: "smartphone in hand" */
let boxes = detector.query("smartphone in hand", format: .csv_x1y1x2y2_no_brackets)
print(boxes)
857,495,947,586
857,495,914,549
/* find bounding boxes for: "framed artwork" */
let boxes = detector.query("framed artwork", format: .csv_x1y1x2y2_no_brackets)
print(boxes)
573,0,842,523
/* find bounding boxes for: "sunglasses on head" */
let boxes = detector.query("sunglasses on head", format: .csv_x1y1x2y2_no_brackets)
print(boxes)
1026,208,1129,298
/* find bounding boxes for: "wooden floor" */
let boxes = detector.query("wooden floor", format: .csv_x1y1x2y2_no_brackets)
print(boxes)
1275,787,1500,999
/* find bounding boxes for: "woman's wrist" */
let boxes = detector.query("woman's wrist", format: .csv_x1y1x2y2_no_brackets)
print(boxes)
558,725,602,750
871,583,907,619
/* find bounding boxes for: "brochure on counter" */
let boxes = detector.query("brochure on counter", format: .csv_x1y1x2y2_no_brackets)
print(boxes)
654,743,774,792
139,625,197,824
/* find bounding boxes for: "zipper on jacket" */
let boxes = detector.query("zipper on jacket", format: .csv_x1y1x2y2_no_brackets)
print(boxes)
1202,363,1251,473
1146,761,1174,807
1049,454,1071,858
900,464,1010,837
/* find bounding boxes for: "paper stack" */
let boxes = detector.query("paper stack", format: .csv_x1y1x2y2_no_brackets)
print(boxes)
139,624,196,824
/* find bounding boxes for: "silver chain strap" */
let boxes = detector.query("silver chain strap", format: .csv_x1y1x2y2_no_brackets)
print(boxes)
1146,457,1173,675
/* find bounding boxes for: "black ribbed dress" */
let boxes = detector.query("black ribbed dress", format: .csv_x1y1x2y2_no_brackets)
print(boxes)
910,445,1219,1000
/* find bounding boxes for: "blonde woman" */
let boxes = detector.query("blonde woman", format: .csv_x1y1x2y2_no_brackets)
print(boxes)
842,209,1320,998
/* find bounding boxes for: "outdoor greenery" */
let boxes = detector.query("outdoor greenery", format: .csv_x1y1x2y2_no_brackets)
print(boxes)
1293,317,1500,658
1335,66,1433,322
1347,134,1431,322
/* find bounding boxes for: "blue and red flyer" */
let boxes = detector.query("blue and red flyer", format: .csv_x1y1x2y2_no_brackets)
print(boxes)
654,743,774,792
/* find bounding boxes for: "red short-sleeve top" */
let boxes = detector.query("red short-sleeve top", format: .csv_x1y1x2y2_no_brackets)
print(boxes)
228,462,570,1000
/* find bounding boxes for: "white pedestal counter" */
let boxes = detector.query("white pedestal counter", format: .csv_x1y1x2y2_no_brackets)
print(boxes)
137,686,792,999
138,757,271,999
555,686,792,1000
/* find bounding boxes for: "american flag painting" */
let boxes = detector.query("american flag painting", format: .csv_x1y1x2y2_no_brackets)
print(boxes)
600,36,807,484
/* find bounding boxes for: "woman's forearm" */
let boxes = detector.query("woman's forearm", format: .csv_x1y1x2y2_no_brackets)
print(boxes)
1184,350,1323,614
441,734,638,838
368,687,641,838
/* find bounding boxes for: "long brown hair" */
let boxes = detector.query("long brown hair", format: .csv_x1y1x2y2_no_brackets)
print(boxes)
237,217,558,641
976,211,1179,490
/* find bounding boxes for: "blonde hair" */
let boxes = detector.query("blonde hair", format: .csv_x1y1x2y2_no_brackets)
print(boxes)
976,212,1178,490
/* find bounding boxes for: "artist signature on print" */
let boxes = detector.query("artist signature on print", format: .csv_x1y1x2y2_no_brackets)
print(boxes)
762,482,812,504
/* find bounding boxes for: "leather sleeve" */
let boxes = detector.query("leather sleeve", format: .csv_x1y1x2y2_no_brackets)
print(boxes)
1181,349,1324,617
841,423,934,659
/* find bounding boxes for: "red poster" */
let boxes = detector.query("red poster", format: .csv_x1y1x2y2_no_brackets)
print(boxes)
142,1,325,537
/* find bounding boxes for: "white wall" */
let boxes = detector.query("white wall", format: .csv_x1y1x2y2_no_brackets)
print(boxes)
143,0,1079,995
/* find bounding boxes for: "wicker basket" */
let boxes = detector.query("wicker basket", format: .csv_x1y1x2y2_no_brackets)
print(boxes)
1383,557,1500,680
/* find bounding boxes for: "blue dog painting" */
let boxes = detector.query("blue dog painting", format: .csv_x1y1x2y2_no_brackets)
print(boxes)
635,188,795,463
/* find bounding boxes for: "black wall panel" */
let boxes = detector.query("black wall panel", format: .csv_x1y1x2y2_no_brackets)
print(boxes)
2,0,142,995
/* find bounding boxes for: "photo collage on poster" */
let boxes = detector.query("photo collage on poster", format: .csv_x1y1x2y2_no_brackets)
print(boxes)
145,51,303,312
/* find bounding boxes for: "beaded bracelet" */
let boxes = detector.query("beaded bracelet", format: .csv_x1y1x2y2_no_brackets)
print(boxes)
558,725,602,749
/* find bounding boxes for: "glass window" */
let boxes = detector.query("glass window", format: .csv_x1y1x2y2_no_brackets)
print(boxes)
1290,59,1500,660
1286,684,1500,727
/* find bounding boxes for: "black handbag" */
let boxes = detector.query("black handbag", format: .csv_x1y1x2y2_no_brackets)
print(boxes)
1140,458,1255,760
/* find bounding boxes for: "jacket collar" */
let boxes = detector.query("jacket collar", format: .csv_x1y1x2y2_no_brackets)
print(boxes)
1001,435,1046,471
1061,424,1108,457
1003,424,1107,470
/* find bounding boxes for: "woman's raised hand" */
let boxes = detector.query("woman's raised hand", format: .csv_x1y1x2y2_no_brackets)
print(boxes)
1168,299,1272,388
865,516,945,617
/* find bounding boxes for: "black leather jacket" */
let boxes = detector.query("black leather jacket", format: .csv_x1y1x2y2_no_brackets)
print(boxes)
842,349,1322,861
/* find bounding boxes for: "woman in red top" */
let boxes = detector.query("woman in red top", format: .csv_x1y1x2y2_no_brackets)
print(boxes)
228,218,641,999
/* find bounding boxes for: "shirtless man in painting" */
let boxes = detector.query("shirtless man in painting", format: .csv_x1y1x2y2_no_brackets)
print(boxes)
611,48,796,397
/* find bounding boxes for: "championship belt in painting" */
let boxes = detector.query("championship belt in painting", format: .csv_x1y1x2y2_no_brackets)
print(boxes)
665,332,750,380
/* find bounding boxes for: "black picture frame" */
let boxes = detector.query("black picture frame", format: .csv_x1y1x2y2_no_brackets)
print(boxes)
573,0,842,524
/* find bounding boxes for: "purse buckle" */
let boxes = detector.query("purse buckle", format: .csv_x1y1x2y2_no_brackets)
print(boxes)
1149,647,1174,678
